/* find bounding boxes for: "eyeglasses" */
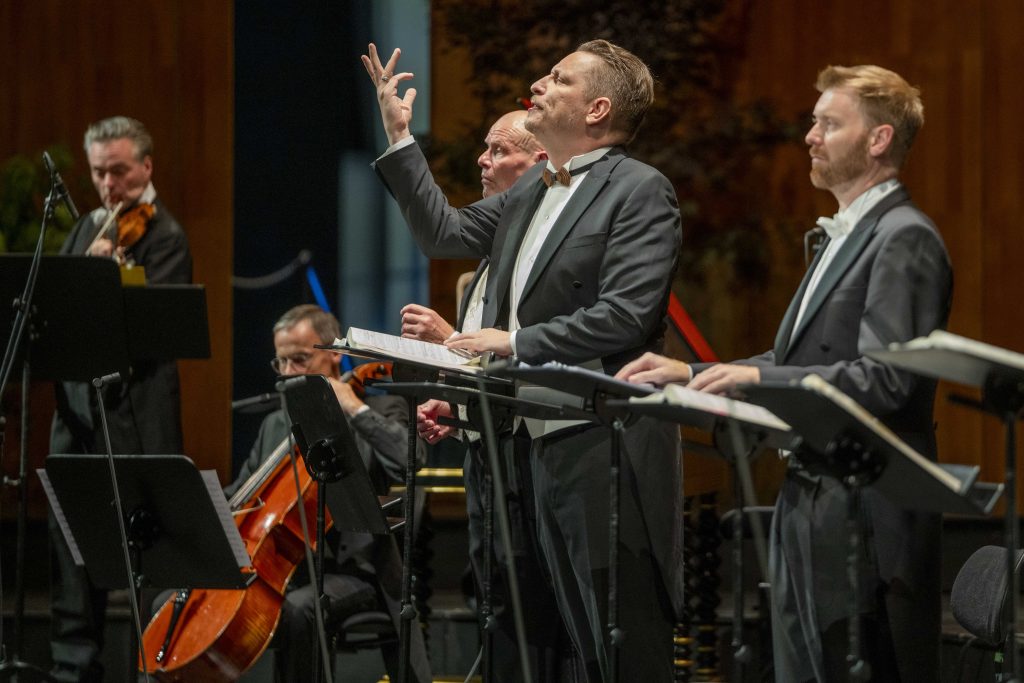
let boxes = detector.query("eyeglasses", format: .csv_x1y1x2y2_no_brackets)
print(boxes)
270,352,313,374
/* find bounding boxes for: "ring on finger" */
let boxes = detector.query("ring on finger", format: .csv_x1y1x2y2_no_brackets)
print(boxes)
380,73,391,83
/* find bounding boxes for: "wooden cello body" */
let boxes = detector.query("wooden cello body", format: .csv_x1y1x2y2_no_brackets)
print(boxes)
139,442,329,681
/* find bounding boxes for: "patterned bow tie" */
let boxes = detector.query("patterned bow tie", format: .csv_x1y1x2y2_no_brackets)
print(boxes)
815,213,852,240
540,159,600,188
541,167,573,187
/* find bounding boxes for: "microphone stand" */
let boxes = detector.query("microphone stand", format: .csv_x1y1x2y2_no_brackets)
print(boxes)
0,163,62,682
92,373,152,683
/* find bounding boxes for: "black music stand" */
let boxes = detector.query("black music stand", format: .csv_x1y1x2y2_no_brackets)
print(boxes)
868,330,1024,681
608,383,794,681
383,379,596,683
278,374,401,683
486,360,658,683
0,255,209,679
743,374,1003,682
318,340,513,683
39,454,253,678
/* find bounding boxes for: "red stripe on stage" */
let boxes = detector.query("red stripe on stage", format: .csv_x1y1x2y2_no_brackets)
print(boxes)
667,293,718,363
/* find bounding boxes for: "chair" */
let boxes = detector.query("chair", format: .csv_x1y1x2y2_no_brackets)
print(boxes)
950,545,1024,679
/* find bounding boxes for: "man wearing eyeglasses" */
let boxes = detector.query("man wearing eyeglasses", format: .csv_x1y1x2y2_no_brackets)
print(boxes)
223,304,431,682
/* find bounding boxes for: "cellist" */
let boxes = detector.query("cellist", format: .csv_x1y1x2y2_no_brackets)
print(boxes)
223,304,431,682
48,116,191,683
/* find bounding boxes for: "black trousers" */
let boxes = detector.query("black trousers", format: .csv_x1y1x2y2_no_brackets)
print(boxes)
530,425,676,683
464,432,571,682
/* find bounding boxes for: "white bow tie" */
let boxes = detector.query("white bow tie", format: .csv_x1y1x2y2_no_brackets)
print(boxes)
816,213,853,240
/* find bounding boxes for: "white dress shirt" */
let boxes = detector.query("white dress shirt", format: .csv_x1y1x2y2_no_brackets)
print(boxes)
790,179,900,340
508,147,611,353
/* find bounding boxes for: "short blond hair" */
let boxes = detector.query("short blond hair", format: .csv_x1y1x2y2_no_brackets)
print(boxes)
577,40,654,144
816,65,924,167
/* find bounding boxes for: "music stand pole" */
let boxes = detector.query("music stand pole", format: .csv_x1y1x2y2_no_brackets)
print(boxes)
397,395,419,683
992,374,1024,682
93,373,152,682
0,178,59,683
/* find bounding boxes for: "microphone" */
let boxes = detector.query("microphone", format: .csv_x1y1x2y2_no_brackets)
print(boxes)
42,151,80,220
92,372,122,388
275,375,308,394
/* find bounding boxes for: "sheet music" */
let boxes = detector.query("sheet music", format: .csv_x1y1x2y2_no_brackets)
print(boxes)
870,330,1024,388
335,327,482,373
903,330,1024,371
800,374,963,492
200,470,252,569
37,469,85,567
634,382,791,432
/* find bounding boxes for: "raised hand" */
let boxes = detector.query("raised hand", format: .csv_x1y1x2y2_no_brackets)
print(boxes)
360,42,417,146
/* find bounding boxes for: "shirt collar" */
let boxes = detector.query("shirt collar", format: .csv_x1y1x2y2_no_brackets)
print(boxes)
545,146,612,174
816,178,900,240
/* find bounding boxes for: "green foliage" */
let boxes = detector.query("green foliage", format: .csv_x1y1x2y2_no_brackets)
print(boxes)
431,0,804,285
0,145,79,253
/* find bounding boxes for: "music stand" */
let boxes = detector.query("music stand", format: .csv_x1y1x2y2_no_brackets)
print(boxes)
39,454,253,678
319,338,517,681
383,379,596,683
486,360,661,683
608,383,794,680
0,255,210,678
743,374,1003,682
868,330,1024,681
279,374,400,683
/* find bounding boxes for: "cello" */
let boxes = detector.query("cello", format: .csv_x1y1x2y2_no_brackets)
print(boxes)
139,436,324,680
139,362,392,680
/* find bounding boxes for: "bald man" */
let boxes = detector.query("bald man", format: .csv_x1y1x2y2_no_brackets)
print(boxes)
400,110,546,344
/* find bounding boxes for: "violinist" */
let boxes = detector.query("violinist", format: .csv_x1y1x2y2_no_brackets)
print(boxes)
48,116,192,683
223,304,431,683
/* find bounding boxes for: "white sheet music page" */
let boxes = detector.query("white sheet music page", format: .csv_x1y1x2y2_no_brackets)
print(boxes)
660,383,790,431
338,327,482,373
800,374,961,491
201,470,252,569
906,330,1024,371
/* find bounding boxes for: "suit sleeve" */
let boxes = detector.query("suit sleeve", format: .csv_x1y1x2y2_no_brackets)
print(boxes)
741,223,951,417
373,142,504,259
140,215,192,284
514,171,681,364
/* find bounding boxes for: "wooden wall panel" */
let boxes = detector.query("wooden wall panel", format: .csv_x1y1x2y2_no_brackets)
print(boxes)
0,0,234,503
736,0,1021,496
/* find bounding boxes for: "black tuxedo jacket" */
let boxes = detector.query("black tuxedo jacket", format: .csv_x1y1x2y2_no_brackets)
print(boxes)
375,142,681,375
700,186,953,630
374,141,685,615
51,197,192,456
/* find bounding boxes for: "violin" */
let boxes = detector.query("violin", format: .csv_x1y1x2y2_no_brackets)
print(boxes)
86,201,154,260
343,361,393,398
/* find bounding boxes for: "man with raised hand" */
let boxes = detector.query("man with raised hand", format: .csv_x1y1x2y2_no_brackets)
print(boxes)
363,40,683,682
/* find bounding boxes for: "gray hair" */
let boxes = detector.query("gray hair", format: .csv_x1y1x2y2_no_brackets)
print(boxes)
273,304,340,344
83,116,153,160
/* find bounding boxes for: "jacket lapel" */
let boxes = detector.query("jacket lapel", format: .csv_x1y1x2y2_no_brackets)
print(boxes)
518,149,624,303
773,244,827,359
780,187,910,360
482,166,547,328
